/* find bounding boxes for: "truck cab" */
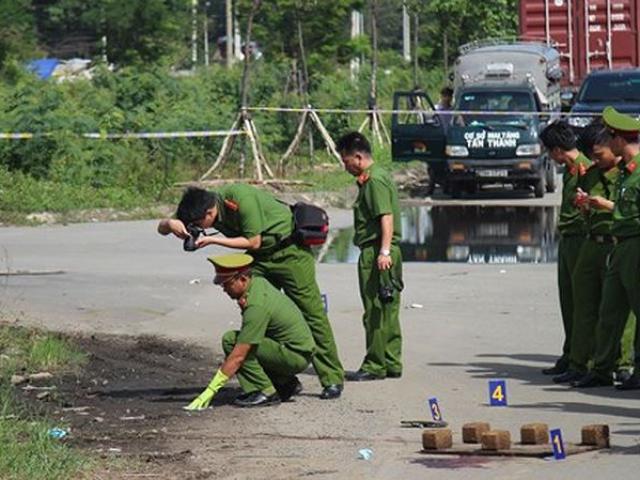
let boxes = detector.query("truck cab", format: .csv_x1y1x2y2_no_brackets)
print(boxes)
391,41,562,198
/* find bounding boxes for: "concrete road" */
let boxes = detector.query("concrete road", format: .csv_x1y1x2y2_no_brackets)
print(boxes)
1,201,639,479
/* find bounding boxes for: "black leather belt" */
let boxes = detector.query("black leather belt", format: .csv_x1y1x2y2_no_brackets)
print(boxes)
588,234,614,244
613,235,640,245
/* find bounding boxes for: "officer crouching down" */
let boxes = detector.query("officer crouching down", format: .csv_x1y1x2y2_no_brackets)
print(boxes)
184,254,315,410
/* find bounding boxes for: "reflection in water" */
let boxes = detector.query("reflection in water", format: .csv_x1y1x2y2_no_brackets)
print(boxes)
321,206,559,264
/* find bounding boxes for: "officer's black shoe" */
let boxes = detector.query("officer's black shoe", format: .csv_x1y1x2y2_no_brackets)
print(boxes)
570,372,613,388
319,384,343,400
616,373,640,390
234,391,281,408
542,363,568,375
614,369,633,384
346,370,385,382
275,377,303,402
552,370,583,384
387,371,402,378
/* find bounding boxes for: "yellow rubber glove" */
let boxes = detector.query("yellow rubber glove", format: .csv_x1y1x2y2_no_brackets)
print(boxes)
184,370,229,411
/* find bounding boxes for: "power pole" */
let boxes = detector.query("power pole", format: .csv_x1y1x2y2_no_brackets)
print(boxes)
225,0,233,68
402,3,411,62
191,0,198,69
203,2,210,67
350,10,363,80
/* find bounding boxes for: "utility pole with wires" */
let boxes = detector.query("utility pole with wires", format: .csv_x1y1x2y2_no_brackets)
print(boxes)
402,2,411,63
191,0,198,69
358,0,389,145
203,1,210,67
225,0,233,68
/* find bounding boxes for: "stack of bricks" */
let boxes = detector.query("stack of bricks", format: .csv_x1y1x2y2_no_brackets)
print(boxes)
462,422,491,444
422,429,453,450
481,430,511,451
520,423,549,445
581,425,610,448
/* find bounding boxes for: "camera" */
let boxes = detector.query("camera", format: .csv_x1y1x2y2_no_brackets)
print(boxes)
183,224,205,252
378,284,395,304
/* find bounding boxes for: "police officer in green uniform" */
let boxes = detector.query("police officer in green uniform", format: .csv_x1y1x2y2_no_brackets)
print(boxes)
554,124,636,383
336,132,403,381
573,107,640,390
539,121,592,376
158,185,344,399
184,254,315,409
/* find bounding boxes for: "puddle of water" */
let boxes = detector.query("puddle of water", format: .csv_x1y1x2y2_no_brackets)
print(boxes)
321,206,558,264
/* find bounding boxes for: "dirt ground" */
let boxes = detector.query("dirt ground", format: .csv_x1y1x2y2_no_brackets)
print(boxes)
21,332,488,480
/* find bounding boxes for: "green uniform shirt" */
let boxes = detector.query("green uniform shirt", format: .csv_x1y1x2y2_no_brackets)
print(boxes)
353,164,401,248
237,277,315,354
558,152,592,236
611,154,640,237
214,184,294,253
582,164,619,235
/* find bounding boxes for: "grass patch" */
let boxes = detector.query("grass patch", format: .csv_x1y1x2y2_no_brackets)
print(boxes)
0,325,86,377
0,324,90,480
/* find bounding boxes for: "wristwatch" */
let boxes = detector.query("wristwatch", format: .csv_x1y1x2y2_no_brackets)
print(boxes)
380,248,391,257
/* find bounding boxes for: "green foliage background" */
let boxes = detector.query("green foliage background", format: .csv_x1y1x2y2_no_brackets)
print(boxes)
0,0,518,217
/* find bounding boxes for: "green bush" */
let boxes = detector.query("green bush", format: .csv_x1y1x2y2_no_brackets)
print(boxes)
0,60,445,215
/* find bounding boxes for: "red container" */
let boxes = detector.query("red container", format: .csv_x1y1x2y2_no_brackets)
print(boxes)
519,0,640,88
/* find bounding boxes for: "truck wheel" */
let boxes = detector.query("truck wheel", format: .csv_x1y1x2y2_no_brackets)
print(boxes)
425,166,436,196
545,162,557,193
534,176,545,198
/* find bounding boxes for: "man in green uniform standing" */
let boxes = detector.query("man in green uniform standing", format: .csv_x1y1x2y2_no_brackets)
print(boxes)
337,132,403,381
573,107,640,389
539,122,592,376
158,185,344,399
554,124,636,383
184,254,315,409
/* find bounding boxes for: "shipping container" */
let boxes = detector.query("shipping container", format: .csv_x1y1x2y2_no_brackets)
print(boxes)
519,0,640,89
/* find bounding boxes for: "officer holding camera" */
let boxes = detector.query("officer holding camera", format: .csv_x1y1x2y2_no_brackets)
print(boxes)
157,184,344,400
337,132,404,381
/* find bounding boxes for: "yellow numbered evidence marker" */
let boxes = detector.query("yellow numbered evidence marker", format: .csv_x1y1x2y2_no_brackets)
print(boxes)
427,397,443,421
489,380,507,407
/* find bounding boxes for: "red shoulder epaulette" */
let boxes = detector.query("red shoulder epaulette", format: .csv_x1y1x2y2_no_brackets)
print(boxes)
569,166,577,176
628,161,637,173
357,172,370,185
224,199,239,211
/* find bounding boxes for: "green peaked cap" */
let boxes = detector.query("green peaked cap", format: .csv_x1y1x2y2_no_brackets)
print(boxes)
207,253,253,284
602,106,640,133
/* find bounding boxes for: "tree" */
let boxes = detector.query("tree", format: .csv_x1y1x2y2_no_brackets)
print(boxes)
422,0,518,68
31,0,190,65
0,0,39,70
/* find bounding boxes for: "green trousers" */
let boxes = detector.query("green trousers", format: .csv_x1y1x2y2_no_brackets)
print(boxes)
357,244,403,377
592,238,640,381
251,244,344,387
570,238,636,373
222,330,311,395
556,235,586,367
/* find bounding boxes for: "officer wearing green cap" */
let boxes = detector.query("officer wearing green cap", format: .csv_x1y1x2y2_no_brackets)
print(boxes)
538,121,592,376
184,254,315,409
158,184,344,400
553,123,636,384
572,107,640,390
336,131,404,381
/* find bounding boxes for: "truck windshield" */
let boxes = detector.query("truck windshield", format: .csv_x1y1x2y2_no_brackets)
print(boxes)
455,91,535,126
578,74,640,103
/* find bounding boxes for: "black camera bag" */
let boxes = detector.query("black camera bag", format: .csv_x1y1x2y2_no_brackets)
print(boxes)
290,202,329,247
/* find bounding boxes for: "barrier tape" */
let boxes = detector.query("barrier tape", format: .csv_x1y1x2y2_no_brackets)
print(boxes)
0,130,244,141
0,108,610,140
246,106,604,117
